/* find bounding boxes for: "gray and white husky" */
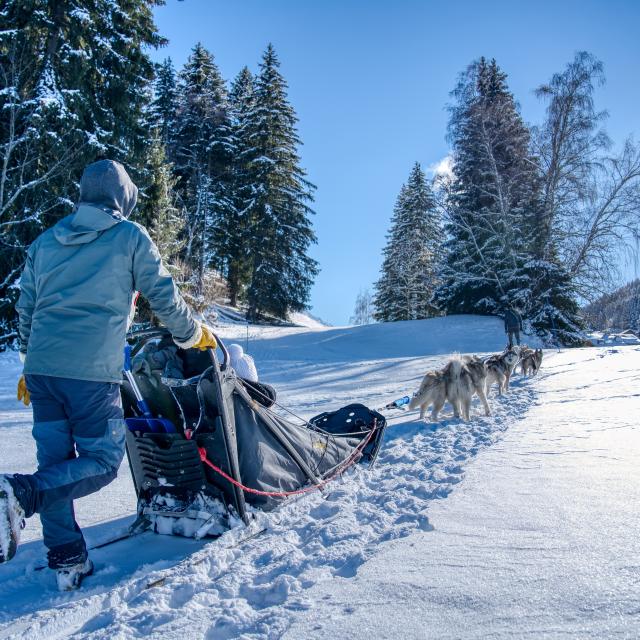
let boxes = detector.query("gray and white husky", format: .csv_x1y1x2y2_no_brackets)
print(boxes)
462,354,492,416
443,357,475,421
408,368,448,422
521,348,543,376
410,355,489,422
485,347,519,395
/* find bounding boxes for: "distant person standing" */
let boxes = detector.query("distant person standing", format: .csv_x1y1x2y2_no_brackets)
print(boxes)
504,305,523,348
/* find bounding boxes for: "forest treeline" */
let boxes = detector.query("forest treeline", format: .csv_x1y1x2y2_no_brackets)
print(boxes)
0,2,317,346
582,279,640,332
365,54,640,345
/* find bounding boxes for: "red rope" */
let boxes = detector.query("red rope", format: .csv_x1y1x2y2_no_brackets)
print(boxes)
198,422,377,498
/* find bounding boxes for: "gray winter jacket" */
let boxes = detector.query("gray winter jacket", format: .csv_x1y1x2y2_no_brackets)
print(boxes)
16,160,201,382
504,308,523,332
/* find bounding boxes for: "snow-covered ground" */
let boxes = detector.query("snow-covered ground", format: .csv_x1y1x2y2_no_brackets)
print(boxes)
0,316,637,639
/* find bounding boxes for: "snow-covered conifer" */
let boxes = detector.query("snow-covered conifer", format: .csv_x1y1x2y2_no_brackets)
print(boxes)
223,67,256,306
374,163,443,322
242,45,318,320
433,58,538,314
0,0,163,346
150,58,179,147
172,43,235,298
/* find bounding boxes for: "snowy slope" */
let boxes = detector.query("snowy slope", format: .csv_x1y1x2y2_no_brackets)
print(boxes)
216,314,532,364
284,346,640,639
0,318,634,639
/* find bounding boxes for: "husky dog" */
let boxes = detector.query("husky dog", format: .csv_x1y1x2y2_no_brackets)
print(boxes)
410,355,491,422
521,348,543,376
461,355,491,416
443,357,475,421
485,347,520,395
518,343,532,357
408,369,447,422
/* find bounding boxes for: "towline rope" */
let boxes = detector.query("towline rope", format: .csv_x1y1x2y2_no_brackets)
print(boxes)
197,420,378,498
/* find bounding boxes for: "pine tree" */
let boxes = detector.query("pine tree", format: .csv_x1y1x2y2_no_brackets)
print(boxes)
433,58,539,315
223,67,256,306
0,0,163,347
524,260,582,345
374,163,443,322
172,43,235,300
135,133,184,267
433,57,584,344
150,57,179,147
243,45,318,320
130,133,186,324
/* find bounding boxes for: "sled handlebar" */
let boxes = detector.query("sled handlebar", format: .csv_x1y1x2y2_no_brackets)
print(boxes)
127,326,229,369
209,331,229,369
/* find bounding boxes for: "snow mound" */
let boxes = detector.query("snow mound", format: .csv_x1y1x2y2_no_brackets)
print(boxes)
287,311,329,329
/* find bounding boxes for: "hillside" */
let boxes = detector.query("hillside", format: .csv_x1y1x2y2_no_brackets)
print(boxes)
215,314,540,365
583,279,640,331
0,317,636,639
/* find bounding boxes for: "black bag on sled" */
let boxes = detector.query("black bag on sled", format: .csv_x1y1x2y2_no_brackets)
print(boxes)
122,329,387,537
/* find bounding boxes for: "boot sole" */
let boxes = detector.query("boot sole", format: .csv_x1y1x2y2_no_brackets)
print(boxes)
0,490,18,563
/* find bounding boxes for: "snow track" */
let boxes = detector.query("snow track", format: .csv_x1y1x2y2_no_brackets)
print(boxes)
0,365,539,638
9,317,622,639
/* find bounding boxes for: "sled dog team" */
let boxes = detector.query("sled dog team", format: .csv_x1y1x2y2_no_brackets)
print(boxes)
409,345,543,422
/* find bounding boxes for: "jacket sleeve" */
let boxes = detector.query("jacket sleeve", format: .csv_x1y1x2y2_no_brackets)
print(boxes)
132,227,202,348
16,246,36,359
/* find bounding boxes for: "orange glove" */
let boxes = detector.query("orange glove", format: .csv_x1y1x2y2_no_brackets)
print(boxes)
17,375,30,407
193,323,217,351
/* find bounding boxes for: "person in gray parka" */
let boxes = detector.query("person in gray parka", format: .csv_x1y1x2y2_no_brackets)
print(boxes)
0,160,217,590
504,304,523,348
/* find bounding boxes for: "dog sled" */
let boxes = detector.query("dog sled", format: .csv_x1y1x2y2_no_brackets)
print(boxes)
122,329,387,538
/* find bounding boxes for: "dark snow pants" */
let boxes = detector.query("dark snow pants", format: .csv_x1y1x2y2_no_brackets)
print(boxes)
507,329,521,348
10,375,125,568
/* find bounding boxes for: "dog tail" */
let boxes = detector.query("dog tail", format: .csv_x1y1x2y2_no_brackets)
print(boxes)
444,355,463,381
409,373,439,409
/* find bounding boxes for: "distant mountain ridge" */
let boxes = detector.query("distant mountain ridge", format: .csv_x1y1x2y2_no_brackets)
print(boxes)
582,279,640,331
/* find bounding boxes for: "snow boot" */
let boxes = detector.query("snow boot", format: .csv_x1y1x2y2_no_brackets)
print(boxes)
56,558,94,592
0,475,25,564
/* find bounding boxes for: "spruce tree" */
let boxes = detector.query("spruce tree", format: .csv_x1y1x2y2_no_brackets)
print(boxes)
433,57,583,344
433,58,539,316
525,260,582,345
130,132,186,324
0,0,163,347
223,67,256,306
243,45,318,320
172,43,235,300
374,163,443,322
135,133,184,267
150,57,179,147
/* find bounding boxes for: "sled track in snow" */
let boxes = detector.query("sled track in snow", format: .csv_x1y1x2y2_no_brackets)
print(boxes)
0,363,544,640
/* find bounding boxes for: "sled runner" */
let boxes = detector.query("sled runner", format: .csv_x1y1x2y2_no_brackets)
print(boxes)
122,329,387,538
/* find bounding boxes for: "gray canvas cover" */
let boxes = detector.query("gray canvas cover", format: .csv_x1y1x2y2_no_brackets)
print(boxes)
123,331,386,525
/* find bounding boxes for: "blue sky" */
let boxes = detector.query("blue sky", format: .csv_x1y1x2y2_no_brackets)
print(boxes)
151,0,640,325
